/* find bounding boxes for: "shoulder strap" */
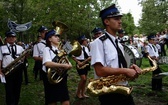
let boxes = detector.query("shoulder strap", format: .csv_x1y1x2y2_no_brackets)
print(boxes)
99,35,108,42
40,42,46,45
148,44,152,49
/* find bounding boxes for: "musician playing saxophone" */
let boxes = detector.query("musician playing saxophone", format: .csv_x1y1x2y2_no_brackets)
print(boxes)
0,31,24,105
72,35,91,99
42,30,72,105
146,34,162,91
90,4,142,105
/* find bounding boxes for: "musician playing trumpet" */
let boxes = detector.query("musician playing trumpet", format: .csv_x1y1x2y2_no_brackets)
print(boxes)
72,35,91,99
90,4,142,105
42,30,72,105
0,31,25,105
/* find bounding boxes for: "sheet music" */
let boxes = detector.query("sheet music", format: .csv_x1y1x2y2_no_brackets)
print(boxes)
0,74,6,83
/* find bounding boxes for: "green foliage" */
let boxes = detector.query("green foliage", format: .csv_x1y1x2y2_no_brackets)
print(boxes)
122,13,136,35
0,0,137,43
0,0,167,42
139,0,168,34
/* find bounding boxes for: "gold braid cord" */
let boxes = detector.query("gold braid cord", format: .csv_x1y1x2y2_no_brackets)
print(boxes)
87,56,157,96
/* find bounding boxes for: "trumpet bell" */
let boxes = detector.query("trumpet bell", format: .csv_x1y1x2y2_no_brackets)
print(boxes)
69,41,82,57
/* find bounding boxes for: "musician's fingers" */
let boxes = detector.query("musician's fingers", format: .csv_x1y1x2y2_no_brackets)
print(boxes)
131,64,141,74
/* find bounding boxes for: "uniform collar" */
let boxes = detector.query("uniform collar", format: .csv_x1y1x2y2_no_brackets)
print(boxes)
105,31,116,42
51,45,58,51
7,43,16,47
40,39,46,43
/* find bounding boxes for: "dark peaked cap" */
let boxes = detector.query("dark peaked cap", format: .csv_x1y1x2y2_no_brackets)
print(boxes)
99,4,122,20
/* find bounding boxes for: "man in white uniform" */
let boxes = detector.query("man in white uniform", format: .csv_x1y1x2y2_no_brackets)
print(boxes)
33,26,48,80
0,31,24,105
90,4,142,105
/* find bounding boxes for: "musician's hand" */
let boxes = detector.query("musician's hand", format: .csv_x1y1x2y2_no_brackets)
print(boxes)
63,64,72,70
77,61,83,67
130,64,142,74
0,70,4,76
125,68,139,79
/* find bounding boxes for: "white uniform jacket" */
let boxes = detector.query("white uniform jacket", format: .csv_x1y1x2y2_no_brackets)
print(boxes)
0,43,24,68
42,46,59,72
33,39,46,58
90,32,127,85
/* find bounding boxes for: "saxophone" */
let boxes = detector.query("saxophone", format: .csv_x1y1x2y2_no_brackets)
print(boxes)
87,56,157,96
2,48,31,76
76,60,90,69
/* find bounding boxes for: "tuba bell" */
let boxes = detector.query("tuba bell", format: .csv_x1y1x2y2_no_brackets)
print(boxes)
47,21,82,84
52,21,68,35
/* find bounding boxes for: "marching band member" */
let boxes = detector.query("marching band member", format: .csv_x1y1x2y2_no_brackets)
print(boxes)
33,26,48,80
90,4,142,105
91,27,104,40
117,29,125,43
72,35,91,99
0,31,24,105
42,30,72,105
146,34,162,91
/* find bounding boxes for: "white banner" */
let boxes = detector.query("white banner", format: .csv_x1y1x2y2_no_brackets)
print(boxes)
7,19,32,32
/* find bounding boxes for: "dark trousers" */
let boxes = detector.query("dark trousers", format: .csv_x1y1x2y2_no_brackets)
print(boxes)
23,67,28,84
23,58,29,84
149,60,162,90
160,43,166,56
5,69,23,105
99,93,135,105
33,60,42,80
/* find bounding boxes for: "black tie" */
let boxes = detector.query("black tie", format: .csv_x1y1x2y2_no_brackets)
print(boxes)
152,45,156,52
115,39,127,68
11,45,16,59
83,47,89,59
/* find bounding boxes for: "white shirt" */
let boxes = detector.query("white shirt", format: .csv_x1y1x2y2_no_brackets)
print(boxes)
0,43,24,68
156,44,161,53
73,45,90,60
146,43,159,57
33,39,46,58
42,46,59,72
90,32,127,85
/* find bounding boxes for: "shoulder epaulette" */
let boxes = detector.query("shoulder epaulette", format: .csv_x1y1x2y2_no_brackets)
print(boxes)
99,35,107,42
40,42,46,45
1,44,6,47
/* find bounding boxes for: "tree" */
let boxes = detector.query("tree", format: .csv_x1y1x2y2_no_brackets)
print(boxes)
122,13,136,35
139,0,168,35
0,0,139,42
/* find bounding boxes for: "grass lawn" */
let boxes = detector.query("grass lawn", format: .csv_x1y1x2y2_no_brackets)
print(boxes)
0,56,168,105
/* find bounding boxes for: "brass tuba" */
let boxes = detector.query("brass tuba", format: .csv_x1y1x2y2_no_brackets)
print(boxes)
52,21,68,35
47,21,82,84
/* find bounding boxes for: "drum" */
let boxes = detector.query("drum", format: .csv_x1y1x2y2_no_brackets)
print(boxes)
123,44,143,67
158,56,168,64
